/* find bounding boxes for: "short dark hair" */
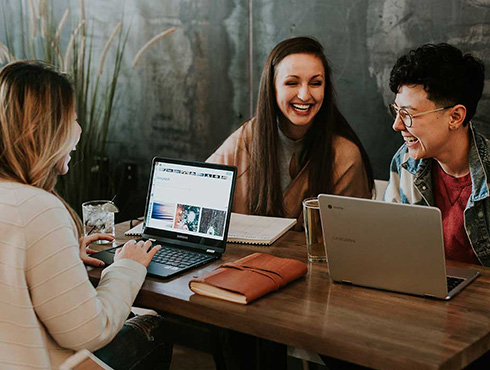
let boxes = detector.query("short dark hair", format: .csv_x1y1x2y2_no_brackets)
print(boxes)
389,43,485,125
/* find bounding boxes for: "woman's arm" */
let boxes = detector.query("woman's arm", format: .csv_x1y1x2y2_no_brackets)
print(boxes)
331,136,372,199
24,192,147,352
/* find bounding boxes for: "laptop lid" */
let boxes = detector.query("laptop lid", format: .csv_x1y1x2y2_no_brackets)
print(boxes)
318,194,479,299
141,157,237,254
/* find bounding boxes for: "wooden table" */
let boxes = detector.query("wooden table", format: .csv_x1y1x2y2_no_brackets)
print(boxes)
88,221,490,370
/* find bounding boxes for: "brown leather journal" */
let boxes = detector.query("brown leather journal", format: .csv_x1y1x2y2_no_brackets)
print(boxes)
189,253,308,304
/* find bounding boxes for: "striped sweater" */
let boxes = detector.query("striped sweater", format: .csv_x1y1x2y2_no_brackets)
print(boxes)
0,181,147,369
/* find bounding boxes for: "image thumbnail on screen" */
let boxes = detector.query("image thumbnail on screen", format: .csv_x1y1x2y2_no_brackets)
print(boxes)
151,202,175,228
174,204,201,232
199,208,226,237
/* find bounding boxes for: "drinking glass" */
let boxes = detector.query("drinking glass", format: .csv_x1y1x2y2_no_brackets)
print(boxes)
82,200,116,244
302,197,327,262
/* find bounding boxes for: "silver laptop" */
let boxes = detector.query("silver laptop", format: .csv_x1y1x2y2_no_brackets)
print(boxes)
94,157,237,279
318,194,480,300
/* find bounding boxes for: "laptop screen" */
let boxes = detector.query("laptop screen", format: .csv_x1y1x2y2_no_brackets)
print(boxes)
142,157,236,251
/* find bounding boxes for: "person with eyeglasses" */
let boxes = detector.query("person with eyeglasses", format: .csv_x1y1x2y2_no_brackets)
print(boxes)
384,43,490,267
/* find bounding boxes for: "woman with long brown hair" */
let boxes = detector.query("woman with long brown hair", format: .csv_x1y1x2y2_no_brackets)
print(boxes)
0,61,171,369
208,37,373,224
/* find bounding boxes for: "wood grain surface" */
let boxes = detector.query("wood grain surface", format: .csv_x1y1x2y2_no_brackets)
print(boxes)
87,221,490,370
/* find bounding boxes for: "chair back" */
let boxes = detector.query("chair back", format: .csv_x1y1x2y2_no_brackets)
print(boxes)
373,179,388,201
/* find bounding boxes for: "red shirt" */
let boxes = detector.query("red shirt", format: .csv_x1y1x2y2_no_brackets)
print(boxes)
432,161,480,265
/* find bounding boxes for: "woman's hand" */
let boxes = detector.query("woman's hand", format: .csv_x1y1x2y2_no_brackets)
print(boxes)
79,233,114,267
114,239,161,268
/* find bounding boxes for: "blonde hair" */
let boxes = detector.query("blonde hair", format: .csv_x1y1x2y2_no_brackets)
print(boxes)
0,60,83,235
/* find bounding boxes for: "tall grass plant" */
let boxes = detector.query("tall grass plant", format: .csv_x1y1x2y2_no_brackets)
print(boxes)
1,0,175,213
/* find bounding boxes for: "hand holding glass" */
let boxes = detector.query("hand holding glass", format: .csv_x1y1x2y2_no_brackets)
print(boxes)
82,200,117,244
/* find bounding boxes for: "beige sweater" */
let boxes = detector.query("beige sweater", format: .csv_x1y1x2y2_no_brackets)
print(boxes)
0,181,147,369
207,120,371,228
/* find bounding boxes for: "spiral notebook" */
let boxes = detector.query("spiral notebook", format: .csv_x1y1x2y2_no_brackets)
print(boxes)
125,213,296,246
125,222,144,236
227,213,297,245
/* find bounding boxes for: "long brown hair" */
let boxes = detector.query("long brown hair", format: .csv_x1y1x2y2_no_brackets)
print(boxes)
0,60,83,235
249,36,374,216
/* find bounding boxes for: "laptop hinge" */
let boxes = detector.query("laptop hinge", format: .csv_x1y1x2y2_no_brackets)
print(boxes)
423,293,437,298
341,280,352,284
206,249,216,254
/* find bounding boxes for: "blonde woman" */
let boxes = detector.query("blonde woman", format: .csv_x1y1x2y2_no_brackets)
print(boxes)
0,61,172,369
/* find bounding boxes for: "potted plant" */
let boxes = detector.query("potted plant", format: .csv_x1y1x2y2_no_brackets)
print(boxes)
0,0,175,213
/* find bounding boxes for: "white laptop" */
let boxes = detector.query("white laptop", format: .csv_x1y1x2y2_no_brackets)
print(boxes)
318,194,480,300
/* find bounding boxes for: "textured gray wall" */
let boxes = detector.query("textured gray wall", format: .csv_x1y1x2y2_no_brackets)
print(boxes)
250,0,490,177
1,0,490,218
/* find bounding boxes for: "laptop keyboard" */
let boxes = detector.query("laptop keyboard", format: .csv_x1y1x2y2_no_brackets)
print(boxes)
107,245,213,270
447,276,465,292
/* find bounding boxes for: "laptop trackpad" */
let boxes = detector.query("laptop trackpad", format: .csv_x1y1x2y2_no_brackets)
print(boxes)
147,263,177,278
92,248,117,266
446,265,480,280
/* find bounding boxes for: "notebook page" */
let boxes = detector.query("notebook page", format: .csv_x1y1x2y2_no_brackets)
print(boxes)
125,222,143,236
228,213,297,242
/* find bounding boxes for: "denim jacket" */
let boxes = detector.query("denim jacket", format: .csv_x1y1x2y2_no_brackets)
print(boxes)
384,124,490,266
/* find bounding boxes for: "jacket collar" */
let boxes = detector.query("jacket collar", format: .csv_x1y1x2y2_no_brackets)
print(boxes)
401,123,490,202
468,123,490,201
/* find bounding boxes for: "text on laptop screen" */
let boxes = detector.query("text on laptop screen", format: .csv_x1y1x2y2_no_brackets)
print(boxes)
145,162,234,241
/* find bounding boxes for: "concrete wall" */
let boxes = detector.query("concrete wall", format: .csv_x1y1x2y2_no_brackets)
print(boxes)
1,0,490,218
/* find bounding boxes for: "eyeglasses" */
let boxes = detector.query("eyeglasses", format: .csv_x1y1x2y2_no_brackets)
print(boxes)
389,104,454,128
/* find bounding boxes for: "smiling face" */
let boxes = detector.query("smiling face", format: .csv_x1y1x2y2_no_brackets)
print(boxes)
393,84,454,161
56,112,81,175
274,53,325,139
